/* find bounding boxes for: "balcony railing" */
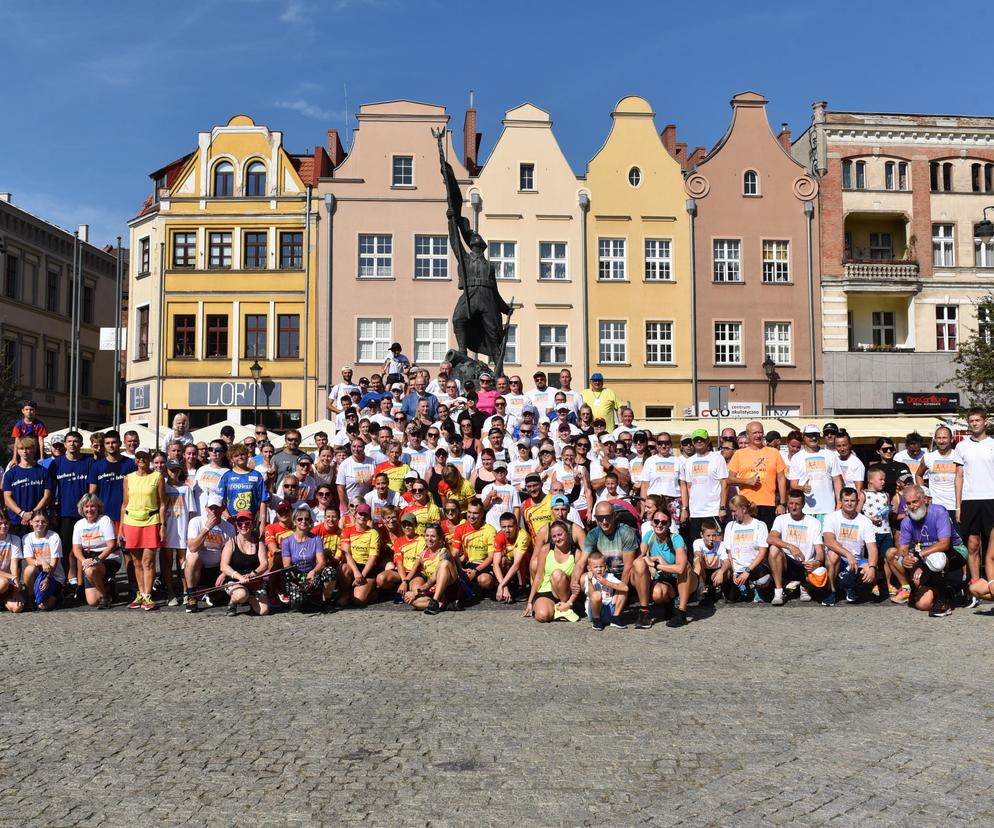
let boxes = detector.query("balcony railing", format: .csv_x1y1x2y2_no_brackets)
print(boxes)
850,343,915,353
843,259,920,281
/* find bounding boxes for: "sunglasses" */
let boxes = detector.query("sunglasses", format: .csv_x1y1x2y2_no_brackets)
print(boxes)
316,491,331,497
293,517,312,523
658,441,671,446
208,447,224,453
880,446,895,452
444,508,459,515
595,514,614,522
235,519,254,526
255,430,266,435
653,519,670,526
411,487,426,494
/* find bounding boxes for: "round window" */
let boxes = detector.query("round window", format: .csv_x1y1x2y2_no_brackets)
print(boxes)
628,167,642,187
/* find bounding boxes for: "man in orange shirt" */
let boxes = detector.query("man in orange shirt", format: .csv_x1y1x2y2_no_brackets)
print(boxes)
726,421,787,529
450,498,497,596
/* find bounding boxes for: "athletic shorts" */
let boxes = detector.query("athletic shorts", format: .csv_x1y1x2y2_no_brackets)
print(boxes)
959,500,994,542
533,590,557,603
584,596,615,622
756,506,777,530
782,554,809,583
82,558,121,589
654,570,678,587
123,524,162,550
875,531,894,553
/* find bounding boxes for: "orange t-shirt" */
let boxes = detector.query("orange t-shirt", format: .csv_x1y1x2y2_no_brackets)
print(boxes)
727,447,786,507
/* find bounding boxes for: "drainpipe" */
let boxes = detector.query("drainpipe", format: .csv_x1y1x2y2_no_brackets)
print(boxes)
68,232,78,427
323,192,335,408
155,241,165,438
579,192,590,385
303,185,312,425
113,236,123,429
805,199,817,414
687,198,698,416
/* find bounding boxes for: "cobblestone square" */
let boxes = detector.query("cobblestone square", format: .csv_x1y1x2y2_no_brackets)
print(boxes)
1,601,991,827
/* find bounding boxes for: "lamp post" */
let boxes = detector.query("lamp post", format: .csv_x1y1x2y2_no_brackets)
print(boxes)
762,355,780,414
249,359,262,429
977,206,994,245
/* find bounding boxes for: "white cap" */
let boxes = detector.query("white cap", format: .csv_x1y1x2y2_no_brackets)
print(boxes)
206,493,224,509
925,552,948,573
802,423,820,435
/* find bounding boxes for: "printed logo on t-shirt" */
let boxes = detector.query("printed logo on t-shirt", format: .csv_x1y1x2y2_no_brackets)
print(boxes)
804,457,827,480
785,523,808,545
837,523,860,543
692,461,709,481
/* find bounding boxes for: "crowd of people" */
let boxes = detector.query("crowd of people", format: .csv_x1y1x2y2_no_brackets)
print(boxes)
1,355,989,628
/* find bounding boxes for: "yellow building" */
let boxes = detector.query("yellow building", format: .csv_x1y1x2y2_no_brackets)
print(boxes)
127,115,331,432
584,96,694,417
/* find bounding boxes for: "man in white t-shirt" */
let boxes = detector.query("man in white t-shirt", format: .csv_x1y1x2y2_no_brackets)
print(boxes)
767,489,825,604
336,438,376,506
640,432,682,504
679,429,728,543
612,407,639,440
916,425,961,519
556,369,583,414
954,408,994,586
326,366,360,415
787,425,843,522
822,487,878,606
834,431,865,509
185,496,235,611
527,372,555,417
894,432,927,478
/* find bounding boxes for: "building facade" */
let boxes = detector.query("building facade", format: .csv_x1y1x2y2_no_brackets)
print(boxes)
584,96,694,417
469,103,586,384
0,194,120,430
317,101,470,401
687,92,820,417
797,105,994,414
127,115,329,432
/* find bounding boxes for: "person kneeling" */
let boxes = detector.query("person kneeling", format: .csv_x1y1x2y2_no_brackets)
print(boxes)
525,521,580,623
280,508,336,611
220,510,271,617
899,485,966,618
404,524,461,614
641,508,695,627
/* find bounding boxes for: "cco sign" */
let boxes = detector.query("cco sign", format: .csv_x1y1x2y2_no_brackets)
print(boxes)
189,382,281,407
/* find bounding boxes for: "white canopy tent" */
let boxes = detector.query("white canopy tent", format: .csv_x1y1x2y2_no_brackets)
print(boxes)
189,421,254,445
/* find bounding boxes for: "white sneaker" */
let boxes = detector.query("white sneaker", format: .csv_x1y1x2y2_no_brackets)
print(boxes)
203,594,214,608
785,580,801,590
799,586,812,602
771,589,785,606
966,595,980,610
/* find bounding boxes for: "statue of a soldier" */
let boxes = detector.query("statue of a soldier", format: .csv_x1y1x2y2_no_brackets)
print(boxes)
432,128,511,379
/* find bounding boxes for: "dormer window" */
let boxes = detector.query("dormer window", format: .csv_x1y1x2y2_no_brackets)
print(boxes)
743,170,758,196
153,173,166,204
245,161,267,196
213,161,234,197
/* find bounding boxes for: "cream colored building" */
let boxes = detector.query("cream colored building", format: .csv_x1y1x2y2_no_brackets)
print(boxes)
469,103,586,382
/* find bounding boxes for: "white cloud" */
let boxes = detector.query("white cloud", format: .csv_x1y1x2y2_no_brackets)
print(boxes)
273,99,339,121
280,1,308,22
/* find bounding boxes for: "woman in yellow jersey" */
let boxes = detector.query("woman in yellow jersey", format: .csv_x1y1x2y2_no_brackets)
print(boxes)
525,520,580,623
377,512,425,597
400,481,440,536
121,451,166,611
312,507,341,563
405,523,462,614
438,464,475,517
338,503,381,607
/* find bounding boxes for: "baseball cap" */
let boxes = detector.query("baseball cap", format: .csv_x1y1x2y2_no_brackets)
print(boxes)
234,510,254,521
555,403,570,412
400,513,418,526
341,365,352,372
296,456,312,466
403,470,421,480
516,437,532,448
897,470,915,484
521,405,538,418
691,428,709,441
524,473,542,485
590,372,604,381
435,447,449,457
765,430,782,442
479,371,493,380
391,382,404,391
273,499,294,513
206,494,224,509
802,424,821,435
551,494,570,508
532,371,545,379
354,503,372,516
680,434,693,443
166,458,183,470
599,433,616,443
822,422,840,435
807,566,829,589
493,460,508,471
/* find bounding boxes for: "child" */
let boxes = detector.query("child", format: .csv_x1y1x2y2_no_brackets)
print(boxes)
16,512,65,610
11,400,48,460
863,466,897,598
692,520,728,603
583,550,628,630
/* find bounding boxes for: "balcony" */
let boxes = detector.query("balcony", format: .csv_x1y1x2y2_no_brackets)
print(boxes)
842,259,921,288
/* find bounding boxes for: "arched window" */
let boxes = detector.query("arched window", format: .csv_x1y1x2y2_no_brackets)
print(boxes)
885,161,896,190
213,161,234,197
245,161,267,196
743,170,758,195
628,166,642,187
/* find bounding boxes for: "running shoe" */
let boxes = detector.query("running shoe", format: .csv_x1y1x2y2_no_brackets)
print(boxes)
225,603,238,617
929,604,953,618
127,594,143,609
609,619,628,629
845,588,858,603
591,618,605,631
203,594,214,608
424,598,441,615
634,610,653,629
771,589,785,606
821,592,836,607
890,586,911,605
96,596,111,610
799,587,812,602
167,595,181,607
185,594,199,613
666,609,688,628
142,595,158,611
965,595,981,610
785,580,801,590
277,593,290,605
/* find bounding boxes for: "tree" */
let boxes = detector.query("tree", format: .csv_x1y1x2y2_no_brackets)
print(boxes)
0,344,20,466
953,292,994,411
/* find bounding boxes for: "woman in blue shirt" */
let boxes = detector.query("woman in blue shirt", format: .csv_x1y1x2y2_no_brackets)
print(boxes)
640,508,697,628
280,508,335,610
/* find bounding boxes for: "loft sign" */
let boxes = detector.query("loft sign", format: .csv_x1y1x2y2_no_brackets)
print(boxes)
189,381,281,407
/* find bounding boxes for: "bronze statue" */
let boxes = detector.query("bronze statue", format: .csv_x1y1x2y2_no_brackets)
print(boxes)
432,128,512,377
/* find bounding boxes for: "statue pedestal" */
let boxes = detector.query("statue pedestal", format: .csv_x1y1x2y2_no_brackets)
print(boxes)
445,349,492,387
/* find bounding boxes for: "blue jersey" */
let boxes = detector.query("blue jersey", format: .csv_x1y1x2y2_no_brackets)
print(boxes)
87,457,137,521
2,465,53,522
50,455,94,517
217,468,269,516
641,529,686,565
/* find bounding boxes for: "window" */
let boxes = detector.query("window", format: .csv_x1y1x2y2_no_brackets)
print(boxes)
489,241,516,280
713,239,741,282
764,322,792,364
172,232,196,268
173,315,196,358
46,271,59,312
855,160,866,189
44,349,57,390
82,285,94,324
714,322,742,365
539,242,568,280
872,311,896,347
153,173,166,204
933,224,955,267
4,254,18,299
886,161,896,191
519,163,535,191
645,321,673,364
936,306,958,351
598,238,626,280
743,170,758,195
980,307,993,345
898,161,909,190
244,232,267,269
842,160,852,190
81,356,92,396
209,232,232,269
762,240,790,283
414,319,448,363
136,306,149,360
843,160,865,189
976,227,994,267
869,233,893,260
972,163,981,193
206,314,229,358
538,325,567,365
628,167,642,187
414,235,448,279
645,406,673,419
357,318,392,363
139,237,150,273
392,156,413,186
987,164,994,194
245,161,266,196
931,161,953,192
598,320,627,364
504,324,518,364
277,314,300,358
358,234,392,278
280,231,303,269
245,314,267,358
644,239,672,281
213,161,234,196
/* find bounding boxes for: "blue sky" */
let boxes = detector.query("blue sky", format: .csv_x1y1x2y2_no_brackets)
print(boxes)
0,0,985,247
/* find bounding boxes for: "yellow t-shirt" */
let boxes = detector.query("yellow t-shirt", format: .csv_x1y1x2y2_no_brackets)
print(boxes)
344,527,380,565
452,522,497,564
123,471,162,527
402,503,441,536
524,498,554,542
581,387,621,427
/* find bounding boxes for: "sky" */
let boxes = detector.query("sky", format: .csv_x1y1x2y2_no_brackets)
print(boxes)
0,0,986,247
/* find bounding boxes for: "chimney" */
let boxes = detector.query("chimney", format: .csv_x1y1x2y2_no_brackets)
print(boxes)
0,192,10,203
660,124,678,157
778,122,792,151
326,129,346,167
78,224,89,243
463,90,480,174
812,101,828,125
687,146,706,169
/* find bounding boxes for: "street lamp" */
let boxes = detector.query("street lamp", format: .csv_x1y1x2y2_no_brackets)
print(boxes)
762,355,780,413
249,359,262,429
977,206,994,244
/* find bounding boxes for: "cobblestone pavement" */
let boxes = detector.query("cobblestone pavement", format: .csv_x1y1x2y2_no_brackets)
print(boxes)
1,599,992,827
